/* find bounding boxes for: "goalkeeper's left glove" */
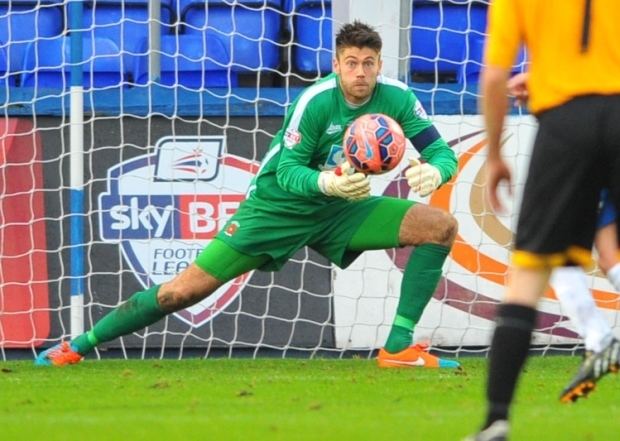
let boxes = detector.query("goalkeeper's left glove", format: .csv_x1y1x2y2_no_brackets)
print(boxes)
405,158,442,197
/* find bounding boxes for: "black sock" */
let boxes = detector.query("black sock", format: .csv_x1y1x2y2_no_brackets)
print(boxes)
484,303,537,429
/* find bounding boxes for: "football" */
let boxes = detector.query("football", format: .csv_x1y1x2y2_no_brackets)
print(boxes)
343,113,406,174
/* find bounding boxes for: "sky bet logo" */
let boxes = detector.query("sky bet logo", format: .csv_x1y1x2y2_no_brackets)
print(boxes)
99,136,259,327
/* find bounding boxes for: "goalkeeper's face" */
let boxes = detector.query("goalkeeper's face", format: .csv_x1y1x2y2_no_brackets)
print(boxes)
334,46,382,105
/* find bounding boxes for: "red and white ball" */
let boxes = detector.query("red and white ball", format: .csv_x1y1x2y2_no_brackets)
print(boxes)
343,113,406,174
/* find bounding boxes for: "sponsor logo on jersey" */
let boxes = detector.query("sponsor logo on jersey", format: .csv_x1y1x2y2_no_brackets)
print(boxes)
320,144,345,170
98,136,259,327
325,122,343,135
283,127,302,148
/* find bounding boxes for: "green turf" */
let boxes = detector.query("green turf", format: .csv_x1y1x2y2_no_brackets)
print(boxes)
0,356,618,440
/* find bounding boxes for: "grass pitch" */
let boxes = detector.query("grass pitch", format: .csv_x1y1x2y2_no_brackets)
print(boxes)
1,356,618,441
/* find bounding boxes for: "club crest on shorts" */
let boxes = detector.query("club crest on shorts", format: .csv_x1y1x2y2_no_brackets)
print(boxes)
224,221,240,237
98,136,259,327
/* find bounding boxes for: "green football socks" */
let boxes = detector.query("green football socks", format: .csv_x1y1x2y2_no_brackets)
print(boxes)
384,243,450,353
71,285,166,355
69,243,449,356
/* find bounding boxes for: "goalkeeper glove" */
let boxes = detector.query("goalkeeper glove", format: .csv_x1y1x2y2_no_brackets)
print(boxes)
406,158,442,197
317,161,370,201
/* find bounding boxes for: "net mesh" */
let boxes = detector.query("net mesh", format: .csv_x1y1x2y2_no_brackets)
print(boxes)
1,0,616,361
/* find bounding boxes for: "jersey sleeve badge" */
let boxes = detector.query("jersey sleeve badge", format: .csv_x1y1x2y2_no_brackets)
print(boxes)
283,127,302,149
414,99,429,120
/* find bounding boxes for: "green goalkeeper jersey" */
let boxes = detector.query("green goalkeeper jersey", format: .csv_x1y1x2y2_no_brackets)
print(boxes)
247,72,457,214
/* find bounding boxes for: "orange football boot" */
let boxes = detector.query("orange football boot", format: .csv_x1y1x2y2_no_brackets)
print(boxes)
35,342,83,366
377,343,461,368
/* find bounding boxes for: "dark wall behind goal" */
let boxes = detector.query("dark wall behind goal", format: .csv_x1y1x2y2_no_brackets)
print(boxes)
38,115,336,354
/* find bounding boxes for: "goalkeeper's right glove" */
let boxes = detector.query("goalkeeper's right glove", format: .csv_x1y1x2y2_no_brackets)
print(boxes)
317,161,370,201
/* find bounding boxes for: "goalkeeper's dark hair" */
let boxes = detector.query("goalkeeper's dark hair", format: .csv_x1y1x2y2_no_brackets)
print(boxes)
335,21,382,55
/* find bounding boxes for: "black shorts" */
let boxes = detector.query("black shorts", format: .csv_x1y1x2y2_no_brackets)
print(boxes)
515,94,620,267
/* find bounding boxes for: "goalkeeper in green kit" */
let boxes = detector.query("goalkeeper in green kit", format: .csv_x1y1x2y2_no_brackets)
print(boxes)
36,21,460,369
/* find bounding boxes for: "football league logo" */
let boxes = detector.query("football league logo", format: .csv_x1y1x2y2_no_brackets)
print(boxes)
99,136,258,327
283,127,302,148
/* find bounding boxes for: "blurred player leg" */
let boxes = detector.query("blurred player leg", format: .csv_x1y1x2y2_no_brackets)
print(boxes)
595,221,620,290
551,266,613,353
551,265,619,402
560,337,620,403
558,208,620,402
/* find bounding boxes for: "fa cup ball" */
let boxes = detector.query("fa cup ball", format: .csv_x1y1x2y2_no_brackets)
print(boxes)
343,113,406,174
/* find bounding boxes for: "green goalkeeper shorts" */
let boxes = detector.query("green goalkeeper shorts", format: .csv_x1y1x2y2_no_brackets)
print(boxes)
196,195,414,275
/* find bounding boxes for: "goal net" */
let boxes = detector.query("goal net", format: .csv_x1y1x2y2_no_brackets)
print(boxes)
1,0,617,361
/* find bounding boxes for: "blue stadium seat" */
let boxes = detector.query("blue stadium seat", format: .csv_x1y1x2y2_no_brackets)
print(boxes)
457,33,485,86
411,0,488,80
0,0,64,73
178,0,281,73
20,36,128,89
286,0,487,78
458,33,528,86
0,45,14,87
134,34,237,88
288,0,332,74
82,0,174,59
